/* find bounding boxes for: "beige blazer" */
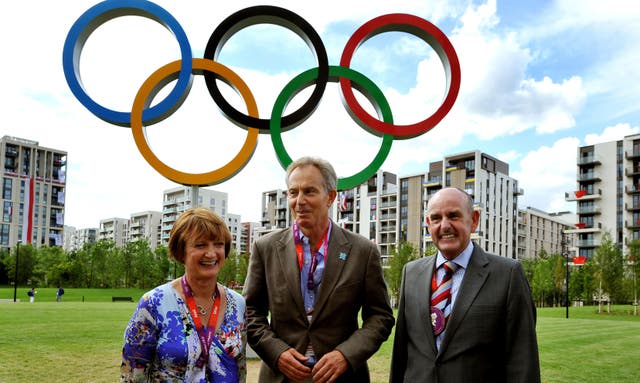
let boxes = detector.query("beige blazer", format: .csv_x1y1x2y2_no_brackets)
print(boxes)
244,222,394,383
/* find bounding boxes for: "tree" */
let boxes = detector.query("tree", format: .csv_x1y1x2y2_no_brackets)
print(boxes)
123,240,166,289
218,249,249,288
384,241,418,306
154,245,172,281
5,243,36,286
34,246,69,287
550,253,566,306
626,239,640,315
531,258,553,307
593,232,623,313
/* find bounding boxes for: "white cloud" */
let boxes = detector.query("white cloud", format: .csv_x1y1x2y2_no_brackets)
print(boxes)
584,123,640,146
514,137,580,212
449,1,587,140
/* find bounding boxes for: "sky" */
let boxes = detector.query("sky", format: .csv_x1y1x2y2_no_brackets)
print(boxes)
2,0,639,229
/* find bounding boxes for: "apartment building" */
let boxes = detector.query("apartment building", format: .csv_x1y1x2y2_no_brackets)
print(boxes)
240,221,260,254
160,186,228,245
517,207,576,259
63,226,98,252
423,150,522,259
398,173,426,255
99,217,129,247
1,136,67,251
564,134,640,257
225,213,242,254
259,189,291,233
334,170,398,263
160,186,241,252
129,211,162,249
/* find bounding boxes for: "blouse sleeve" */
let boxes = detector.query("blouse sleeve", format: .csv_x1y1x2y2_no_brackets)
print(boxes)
121,294,159,382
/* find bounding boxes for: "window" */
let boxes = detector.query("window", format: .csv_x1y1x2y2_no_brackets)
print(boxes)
2,178,11,199
3,201,11,222
0,224,9,245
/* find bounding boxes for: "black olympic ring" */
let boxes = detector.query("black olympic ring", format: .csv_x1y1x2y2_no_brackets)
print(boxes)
203,6,329,132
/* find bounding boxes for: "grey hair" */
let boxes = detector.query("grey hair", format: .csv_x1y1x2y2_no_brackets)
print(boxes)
285,156,337,193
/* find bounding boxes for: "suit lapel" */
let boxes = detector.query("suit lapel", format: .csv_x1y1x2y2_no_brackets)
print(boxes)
440,244,489,353
312,223,351,318
418,256,439,354
276,229,306,314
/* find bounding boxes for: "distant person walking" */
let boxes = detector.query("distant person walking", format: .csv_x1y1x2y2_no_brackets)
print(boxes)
56,286,65,302
27,288,36,303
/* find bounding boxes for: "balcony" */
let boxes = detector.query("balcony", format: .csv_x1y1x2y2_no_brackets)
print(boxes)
577,172,601,182
565,189,602,201
577,155,601,166
380,225,396,233
577,205,601,215
626,220,640,230
563,222,602,234
626,185,640,194
625,150,640,160
626,202,640,212
424,178,442,187
577,239,599,248
626,166,640,177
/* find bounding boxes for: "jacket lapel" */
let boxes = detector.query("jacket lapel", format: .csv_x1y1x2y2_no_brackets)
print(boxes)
276,229,306,314
311,222,351,319
439,244,489,354
419,256,438,354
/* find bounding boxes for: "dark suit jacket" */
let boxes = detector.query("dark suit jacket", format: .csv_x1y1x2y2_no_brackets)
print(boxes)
244,221,395,383
390,244,540,383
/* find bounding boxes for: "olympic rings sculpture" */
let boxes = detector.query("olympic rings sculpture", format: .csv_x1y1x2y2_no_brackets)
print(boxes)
62,0,460,189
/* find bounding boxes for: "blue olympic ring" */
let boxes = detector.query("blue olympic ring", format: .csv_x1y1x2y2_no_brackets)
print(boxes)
62,0,193,127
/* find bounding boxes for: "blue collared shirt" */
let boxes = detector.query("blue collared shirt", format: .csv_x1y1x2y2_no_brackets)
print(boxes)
434,240,474,349
300,222,332,313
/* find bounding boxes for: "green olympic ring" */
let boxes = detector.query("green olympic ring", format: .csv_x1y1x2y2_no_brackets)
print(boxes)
270,65,394,190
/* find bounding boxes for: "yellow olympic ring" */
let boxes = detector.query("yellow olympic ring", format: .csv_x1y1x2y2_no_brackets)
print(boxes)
130,58,259,186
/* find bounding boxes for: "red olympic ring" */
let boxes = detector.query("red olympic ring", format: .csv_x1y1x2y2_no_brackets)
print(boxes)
339,13,461,139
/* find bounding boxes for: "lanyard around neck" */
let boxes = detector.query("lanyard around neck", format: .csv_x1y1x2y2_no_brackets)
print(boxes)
293,221,330,270
181,276,221,368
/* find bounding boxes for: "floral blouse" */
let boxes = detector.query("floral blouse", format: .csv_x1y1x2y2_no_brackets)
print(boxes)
121,282,246,382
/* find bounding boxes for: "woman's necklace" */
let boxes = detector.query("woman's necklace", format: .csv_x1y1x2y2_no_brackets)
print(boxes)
195,289,217,315
196,304,209,315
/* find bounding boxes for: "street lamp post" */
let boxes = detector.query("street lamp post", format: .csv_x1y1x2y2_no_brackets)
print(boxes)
13,241,20,302
562,235,569,319
565,248,569,319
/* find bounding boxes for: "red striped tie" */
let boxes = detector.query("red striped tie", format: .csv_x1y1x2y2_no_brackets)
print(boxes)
430,261,458,335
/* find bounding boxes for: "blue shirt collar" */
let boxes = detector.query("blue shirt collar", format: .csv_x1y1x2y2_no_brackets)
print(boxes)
436,241,474,270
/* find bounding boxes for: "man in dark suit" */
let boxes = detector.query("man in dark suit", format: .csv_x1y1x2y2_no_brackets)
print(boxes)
390,187,540,383
244,156,394,383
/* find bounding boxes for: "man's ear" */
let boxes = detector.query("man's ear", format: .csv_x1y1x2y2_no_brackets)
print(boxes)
471,210,480,231
327,190,337,206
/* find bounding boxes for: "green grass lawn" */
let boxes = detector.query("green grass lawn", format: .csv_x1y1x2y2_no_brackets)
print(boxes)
1,289,639,382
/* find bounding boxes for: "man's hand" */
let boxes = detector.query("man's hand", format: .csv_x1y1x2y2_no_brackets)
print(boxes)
311,350,348,383
277,348,312,382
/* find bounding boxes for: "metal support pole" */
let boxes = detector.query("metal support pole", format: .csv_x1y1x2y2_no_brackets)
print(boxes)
13,241,20,302
190,185,199,208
